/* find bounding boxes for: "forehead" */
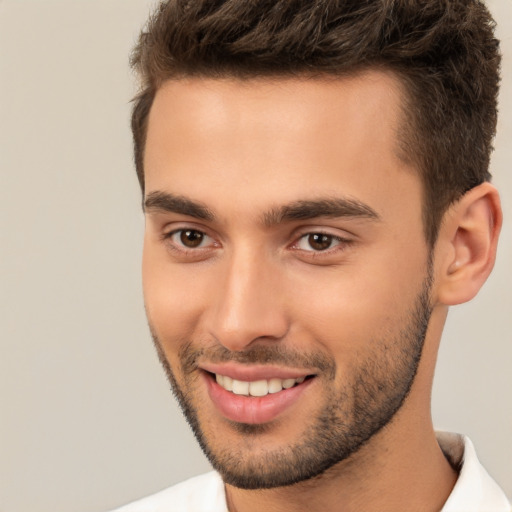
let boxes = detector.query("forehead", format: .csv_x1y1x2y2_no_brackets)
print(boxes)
143,71,420,225
146,71,405,161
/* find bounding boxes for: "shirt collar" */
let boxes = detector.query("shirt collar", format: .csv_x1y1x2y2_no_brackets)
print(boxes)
438,432,510,512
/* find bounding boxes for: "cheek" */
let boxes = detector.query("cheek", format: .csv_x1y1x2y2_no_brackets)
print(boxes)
142,243,210,346
286,254,426,360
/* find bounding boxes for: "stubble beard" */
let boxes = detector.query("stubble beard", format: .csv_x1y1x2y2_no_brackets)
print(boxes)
149,271,433,490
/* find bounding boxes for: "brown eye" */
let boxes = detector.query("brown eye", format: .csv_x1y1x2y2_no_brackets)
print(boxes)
307,233,334,251
179,229,204,248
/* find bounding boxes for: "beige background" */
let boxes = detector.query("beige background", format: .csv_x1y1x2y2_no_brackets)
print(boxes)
1,1,510,511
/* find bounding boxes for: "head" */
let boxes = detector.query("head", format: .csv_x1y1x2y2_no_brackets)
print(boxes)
132,0,502,491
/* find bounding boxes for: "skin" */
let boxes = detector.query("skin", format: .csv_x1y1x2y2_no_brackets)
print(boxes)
141,71,501,512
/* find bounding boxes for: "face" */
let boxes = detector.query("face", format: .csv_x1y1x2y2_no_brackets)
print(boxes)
142,73,433,489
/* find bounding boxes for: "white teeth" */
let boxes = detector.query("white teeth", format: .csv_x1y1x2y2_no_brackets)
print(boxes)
232,379,249,395
223,375,233,391
268,378,283,394
215,374,307,396
282,378,296,389
249,380,268,397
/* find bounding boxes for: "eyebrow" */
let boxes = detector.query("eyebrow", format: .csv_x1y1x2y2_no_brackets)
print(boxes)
262,198,380,226
144,191,380,225
144,191,214,221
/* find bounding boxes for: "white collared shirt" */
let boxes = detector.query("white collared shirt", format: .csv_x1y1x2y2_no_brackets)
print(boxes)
438,433,510,511
111,433,510,512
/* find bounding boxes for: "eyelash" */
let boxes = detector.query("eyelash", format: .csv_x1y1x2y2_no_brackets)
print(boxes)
292,232,351,253
161,228,216,254
161,228,353,258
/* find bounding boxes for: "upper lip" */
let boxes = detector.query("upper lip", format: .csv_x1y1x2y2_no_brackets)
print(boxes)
199,362,314,381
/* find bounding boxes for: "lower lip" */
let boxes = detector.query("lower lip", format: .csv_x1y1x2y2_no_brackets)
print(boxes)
204,373,314,424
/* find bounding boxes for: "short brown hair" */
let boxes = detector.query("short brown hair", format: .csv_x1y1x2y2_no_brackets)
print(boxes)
130,0,501,247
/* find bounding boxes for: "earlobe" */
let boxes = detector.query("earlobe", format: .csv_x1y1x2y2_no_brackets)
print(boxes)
436,182,502,306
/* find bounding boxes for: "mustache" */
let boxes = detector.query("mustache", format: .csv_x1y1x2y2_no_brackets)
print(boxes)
177,340,336,378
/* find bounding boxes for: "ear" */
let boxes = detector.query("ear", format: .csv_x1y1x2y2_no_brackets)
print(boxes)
435,182,502,306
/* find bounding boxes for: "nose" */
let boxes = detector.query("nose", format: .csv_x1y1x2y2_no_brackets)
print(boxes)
204,247,289,352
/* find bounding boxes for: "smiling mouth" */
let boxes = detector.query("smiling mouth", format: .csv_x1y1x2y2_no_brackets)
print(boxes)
211,372,314,397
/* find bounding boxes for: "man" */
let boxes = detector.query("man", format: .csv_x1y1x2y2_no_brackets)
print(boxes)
114,1,510,510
